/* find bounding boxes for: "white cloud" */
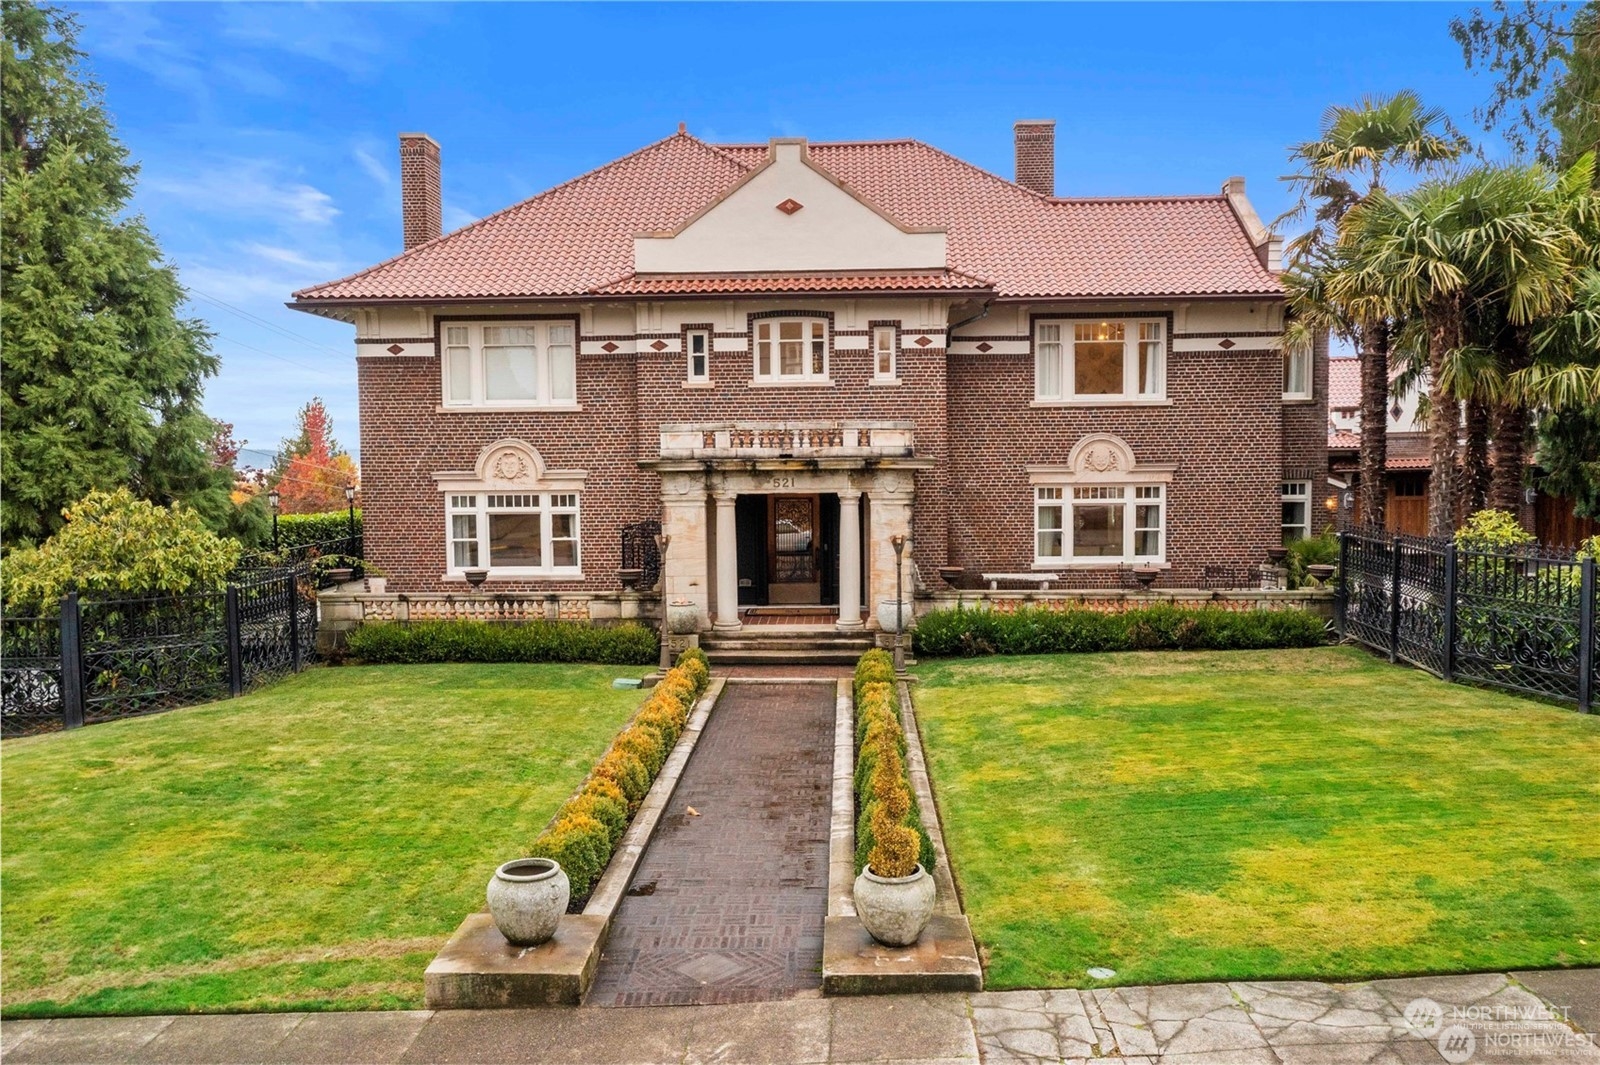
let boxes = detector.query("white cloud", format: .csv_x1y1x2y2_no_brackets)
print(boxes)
443,203,478,233
150,160,340,225
353,145,392,189
239,242,342,274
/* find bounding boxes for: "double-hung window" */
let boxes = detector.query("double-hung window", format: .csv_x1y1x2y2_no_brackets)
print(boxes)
1281,481,1310,544
1035,484,1165,564
1035,318,1165,401
755,318,828,382
873,325,897,380
442,321,577,407
447,492,581,576
686,330,710,383
1283,347,1312,399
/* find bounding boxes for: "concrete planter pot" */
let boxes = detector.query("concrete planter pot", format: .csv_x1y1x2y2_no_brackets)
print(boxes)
876,598,914,634
853,864,935,946
665,599,701,635
486,858,569,947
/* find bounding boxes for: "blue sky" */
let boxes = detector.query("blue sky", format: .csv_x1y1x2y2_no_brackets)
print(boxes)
68,1,1504,463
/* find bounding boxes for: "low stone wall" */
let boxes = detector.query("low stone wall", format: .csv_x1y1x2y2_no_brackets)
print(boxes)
317,585,660,652
916,587,1335,620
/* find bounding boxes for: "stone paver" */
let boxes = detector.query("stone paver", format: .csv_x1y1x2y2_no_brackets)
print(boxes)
588,681,835,1007
6,969,1598,1063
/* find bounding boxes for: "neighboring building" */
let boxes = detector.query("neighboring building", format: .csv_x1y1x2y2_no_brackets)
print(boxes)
291,122,1325,632
1326,356,1431,536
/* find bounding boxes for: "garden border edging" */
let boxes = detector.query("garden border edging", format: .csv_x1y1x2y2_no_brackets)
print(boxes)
423,676,725,1008
821,677,982,994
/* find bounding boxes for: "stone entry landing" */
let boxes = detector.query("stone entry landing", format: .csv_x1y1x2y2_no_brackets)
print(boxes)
587,681,834,1007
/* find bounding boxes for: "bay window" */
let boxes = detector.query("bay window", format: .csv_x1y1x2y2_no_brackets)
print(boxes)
1035,484,1165,564
1035,318,1166,401
755,317,828,382
446,492,581,576
441,320,577,408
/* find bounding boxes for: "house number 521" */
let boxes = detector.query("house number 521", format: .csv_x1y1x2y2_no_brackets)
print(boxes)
769,476,795,489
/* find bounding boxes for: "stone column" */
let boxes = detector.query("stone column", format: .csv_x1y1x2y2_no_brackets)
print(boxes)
661,470,710,628
713,490,742,632
837,491,864,631
866,470,916,629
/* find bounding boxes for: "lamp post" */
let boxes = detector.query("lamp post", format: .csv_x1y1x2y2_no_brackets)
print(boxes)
890,534,907,677
267,488,281,553
344,484,357,552
654,532,673,672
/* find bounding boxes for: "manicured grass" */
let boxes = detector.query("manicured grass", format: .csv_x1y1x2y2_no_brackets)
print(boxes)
914,646,1600,989
1,663,646,1017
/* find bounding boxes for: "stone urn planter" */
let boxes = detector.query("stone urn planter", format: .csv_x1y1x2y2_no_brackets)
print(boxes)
876,598,914,634
486,858,569,947
853,863,936,947
1306,563,1337,587
665,598,700,635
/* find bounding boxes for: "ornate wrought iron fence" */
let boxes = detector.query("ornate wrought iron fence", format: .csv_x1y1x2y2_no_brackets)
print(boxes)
2,559,334,737
1336,528,1597,711
619,521,662,591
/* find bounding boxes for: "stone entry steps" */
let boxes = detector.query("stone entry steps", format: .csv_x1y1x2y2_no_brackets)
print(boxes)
701,632,876,666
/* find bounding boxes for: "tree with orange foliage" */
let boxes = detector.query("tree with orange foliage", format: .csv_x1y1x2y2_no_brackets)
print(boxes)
270,398,359,514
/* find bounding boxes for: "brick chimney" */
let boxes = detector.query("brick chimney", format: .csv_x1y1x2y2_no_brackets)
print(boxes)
399,133,441,249
1013,120,1056,197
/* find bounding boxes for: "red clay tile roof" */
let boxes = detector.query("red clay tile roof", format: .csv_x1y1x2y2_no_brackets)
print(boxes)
594,269,992,296
294,133,1282,304
1328,431,1361,451
1329,357,1360,409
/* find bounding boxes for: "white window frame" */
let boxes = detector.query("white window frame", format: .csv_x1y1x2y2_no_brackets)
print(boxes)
753,317,829,383
872,325,898,381
685,329,710,383
1281,481,1311,544
445,492,582,577
1283,347,1312,400
440,320,578,409
1034,317,1167,402
1034,483,1166,565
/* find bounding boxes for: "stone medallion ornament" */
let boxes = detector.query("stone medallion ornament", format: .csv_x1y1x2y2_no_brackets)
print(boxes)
1081,446,1121,473
492,451,528,481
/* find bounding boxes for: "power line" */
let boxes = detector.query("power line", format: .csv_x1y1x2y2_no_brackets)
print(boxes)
188,288,349,359
211,333,345,379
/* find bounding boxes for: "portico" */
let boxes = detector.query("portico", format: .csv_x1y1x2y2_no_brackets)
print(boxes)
651,423,929,634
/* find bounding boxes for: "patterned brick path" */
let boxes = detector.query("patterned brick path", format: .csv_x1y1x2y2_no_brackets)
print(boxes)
588,681,835,1007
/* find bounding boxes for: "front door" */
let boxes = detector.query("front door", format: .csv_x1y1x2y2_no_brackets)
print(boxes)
768,495,821,604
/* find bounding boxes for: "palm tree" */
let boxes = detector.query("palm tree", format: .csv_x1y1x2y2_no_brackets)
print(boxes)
1334,163,1585,537
1279,91,1468,528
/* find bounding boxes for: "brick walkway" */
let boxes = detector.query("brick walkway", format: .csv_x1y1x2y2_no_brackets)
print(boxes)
587,680,835,1007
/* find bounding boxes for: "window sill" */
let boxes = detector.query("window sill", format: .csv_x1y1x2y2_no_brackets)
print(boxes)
1282,395,1315,404
442,571,587,582
436,404,583,414
869,377,903,387
748,379,835,389
682,380,715,389
1031,560,1171,571
1031,398,1173,408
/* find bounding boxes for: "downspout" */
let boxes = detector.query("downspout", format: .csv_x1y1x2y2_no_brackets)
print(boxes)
947,298,993,335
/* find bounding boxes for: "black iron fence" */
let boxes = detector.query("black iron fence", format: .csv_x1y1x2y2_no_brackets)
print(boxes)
1335,528,1597,711
1,553,339,738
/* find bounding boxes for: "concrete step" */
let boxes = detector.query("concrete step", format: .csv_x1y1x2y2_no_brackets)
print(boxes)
702,637,876,652
705,648,867,666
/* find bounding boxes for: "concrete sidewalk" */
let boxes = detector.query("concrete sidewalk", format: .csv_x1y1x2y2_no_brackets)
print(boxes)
3,969,1595,1064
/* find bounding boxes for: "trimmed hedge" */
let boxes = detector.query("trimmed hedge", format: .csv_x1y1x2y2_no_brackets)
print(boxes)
344,620,658,666
912,603,1328,658
527,649,711,904
276,510,362,549
852,651,935,877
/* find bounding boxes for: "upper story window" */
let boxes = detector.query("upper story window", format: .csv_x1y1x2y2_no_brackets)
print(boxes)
755,318,828,382
1283,347,1312,399
447,492,581,576
442,321,576,408
1281,481,1311,543
686,329,710,382
1035,318,1165,402
873,325,897,380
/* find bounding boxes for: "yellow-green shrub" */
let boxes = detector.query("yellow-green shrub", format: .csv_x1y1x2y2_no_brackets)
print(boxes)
594,748,650,806
851,651,935,876
566,786,628,847
613,725,667,777
528,812,611,898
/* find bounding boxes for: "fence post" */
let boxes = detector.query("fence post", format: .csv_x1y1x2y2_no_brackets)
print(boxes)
287,574,301,673
59,592,84,730
1579,556,1596,714
1441,543,1458,682
1388,538,1403,663
226,585,243,697
1334,533,1349,635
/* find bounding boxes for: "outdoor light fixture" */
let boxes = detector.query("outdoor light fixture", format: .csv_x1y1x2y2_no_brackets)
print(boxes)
344,483,358,547
891,534,907,678
1524,485,1538,506
267,488,281,553
1324,495,1339,512
654,533,673,672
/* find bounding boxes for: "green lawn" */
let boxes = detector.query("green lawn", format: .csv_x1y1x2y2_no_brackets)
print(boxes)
1,663,646,1017
914,646,1600,989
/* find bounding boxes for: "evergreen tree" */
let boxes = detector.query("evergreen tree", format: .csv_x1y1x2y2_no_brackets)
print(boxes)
1,1,235,546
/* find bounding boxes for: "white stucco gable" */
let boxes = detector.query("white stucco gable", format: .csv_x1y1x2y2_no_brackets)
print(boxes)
632,139,947,274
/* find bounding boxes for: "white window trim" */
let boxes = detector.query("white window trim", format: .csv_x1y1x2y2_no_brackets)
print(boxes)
685,329,711,384
440,320,579,410
1283,347,1313,401
1034,317,1167,403
444,492,583,578
1032,483,1167,567
753,316,830,383
1281,480,1311,543
872,324,899,383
